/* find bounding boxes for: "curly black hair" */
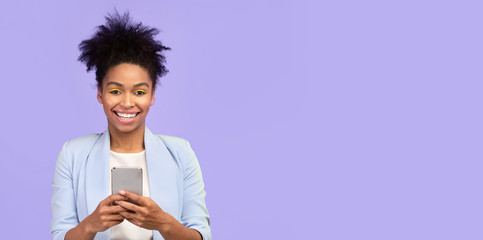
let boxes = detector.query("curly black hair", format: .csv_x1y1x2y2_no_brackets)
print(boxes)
78,11,170,89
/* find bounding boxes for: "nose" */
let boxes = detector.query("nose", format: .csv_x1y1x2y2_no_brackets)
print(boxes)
120,93,135,108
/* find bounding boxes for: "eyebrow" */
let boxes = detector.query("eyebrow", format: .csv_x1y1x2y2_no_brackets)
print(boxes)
105,82,150,88
105,82,122,87
134,82,150,88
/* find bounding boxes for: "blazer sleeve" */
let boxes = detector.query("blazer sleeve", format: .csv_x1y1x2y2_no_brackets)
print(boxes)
180,141,212,240
51,141,78,240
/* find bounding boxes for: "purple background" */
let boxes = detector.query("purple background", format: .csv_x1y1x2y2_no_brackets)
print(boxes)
0,0,482,239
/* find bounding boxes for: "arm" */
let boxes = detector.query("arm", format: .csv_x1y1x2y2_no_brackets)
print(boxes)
51,142,78,240
64,220,95,240
179,141,211,240
156,218,203,240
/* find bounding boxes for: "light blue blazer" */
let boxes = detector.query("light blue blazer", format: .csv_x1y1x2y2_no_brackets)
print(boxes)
51,127,211,240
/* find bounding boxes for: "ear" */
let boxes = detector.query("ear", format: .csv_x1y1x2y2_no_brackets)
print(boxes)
97,87,103,104
150,91,155,106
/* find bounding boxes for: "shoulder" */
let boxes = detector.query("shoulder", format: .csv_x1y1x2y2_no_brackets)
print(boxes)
153,134,194,158
150,134,198,164
63,133,102,151
55,132,104,174
59,132,104,159
156,134,189,151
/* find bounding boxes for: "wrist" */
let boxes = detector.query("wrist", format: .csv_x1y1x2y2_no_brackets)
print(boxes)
157,214,178,234
66,218,96,240
79,217,95,235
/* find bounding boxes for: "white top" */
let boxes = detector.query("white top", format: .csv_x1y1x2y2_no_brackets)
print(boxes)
109,150,153,240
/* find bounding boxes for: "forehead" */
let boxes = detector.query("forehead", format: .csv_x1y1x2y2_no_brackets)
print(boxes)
103,63,152,88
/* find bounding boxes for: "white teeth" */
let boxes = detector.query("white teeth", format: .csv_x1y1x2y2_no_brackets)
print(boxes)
116,112,137,119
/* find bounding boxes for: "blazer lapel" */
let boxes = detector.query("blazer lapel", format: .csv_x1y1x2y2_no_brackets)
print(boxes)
144,127,166,205
85,129,110,215
144,127,181,214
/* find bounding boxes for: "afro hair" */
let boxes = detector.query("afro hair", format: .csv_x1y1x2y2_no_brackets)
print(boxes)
78,11,170,89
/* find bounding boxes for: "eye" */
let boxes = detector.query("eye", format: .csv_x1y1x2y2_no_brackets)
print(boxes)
134,90,147,95
108,89,122,94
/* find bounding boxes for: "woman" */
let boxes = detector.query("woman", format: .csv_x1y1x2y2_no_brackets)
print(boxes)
51,11,211,240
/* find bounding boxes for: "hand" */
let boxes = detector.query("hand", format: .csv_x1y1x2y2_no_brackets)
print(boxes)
83,194,129,233
116,190,176,232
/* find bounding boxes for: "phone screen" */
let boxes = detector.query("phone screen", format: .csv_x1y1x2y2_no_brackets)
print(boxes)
111,167,143,205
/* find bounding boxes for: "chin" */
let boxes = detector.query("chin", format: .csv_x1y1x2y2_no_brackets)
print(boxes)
109,122,144,134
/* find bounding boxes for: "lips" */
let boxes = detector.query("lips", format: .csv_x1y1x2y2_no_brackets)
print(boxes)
114,111,140,121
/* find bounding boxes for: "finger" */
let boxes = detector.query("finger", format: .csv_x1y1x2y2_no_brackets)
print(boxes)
101,194,128,206
116,200,144,213
119,190,145,204
126,218,142,227
118,210,139,220
106,219,125,227
101,213,126,221
101,205,129,214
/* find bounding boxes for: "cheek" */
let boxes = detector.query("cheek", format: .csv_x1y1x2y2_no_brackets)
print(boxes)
139,99,153,112
101,97,117,111
141,101,152,110
102,103,112,115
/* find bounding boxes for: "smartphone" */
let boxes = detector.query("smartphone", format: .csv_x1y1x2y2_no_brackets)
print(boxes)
111,167,142,205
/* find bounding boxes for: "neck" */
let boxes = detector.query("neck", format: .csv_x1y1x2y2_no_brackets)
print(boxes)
108,125,145,153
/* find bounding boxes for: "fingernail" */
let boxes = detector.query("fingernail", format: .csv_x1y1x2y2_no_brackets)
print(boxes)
120,190,125,195
114,201,119,205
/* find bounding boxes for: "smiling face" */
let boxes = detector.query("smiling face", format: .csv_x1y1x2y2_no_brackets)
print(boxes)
97,63,155,136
